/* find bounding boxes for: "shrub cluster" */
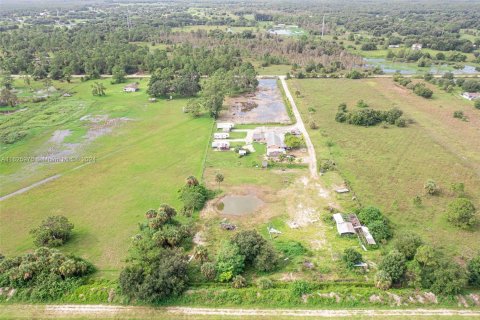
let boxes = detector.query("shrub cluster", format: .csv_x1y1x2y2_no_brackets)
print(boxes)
377,231,480,295
345,70,364,79
426,74,480,97
335,103,406,127
393,74,433,98
357,206,392,242
342,248,363,269
284,133,305,149
412,245,467,295
119,248,188,303
178,176,210,216
30,216,74,248
0,247,94,301
446,198,477,229
119,179,206,303
213,230,279,283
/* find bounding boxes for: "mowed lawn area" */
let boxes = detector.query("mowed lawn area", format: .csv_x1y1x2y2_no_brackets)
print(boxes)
0,79,213,277
290,78,480,258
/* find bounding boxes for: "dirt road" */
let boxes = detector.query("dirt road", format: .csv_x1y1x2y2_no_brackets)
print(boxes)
0,174,61,202
279,75,318,179
2,304,480,319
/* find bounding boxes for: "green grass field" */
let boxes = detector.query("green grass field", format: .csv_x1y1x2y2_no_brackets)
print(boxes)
0,78,213,277
290,78,480,259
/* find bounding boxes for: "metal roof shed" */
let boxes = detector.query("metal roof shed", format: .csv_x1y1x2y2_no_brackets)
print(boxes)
332,213,344,224
336,222,355,235
361,226,377,245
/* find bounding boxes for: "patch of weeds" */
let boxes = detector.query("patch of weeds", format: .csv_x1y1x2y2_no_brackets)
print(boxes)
274,240,308,258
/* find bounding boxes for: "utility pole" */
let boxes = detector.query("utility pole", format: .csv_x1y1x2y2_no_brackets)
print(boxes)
321,13,326,37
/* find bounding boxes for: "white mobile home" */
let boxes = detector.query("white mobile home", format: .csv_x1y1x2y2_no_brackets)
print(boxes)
217,122,234,132
211,140,230,150
214,132,230,139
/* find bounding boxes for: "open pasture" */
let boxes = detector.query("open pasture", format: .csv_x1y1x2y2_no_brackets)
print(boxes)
290,78,480,258
0,79,213,276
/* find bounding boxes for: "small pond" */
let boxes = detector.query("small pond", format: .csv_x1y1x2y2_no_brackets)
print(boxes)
217,194,264,216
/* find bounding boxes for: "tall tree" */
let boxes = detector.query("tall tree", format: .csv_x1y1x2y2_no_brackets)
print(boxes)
215,173,224,190
112,65,127,84
1,70,13,90
91,82,106,96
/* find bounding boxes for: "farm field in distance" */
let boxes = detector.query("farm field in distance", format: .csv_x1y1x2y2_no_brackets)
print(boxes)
290,77,480,257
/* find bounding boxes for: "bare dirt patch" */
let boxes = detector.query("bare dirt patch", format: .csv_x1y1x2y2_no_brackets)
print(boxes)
280,176,330,229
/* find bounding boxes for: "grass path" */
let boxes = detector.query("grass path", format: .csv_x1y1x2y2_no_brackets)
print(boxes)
0,174,61,201
2,304,480,319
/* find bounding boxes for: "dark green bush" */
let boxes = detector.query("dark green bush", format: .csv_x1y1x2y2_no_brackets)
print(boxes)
446,198,477,229
119,248,188,302
357,206,392,242
0,247,94,301
215,241,245,282
231,230,279,272
30,216,74,247
383,108,403,124
413,83,433,98
346,70,363,79
393,232,423,260
467,254,480,287
342,248,363,269
378,250,406,283
346,109,384,126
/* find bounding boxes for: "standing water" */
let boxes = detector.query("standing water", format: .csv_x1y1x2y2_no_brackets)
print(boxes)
217,195,264,216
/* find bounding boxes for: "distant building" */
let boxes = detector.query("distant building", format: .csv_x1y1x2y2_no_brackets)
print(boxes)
266,132,286,157
411,43,423,51
252,131,265,142
266,132,285,148
211,140,230,150
290,128,302,136
214,132,229,139
388,44,400,48
217,122,234,132
462,92,480,101
123,83,139,92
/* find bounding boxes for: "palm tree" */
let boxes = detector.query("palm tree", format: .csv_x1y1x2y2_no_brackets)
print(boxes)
193,245,208,263
215,173,224,190
186,176,199,187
